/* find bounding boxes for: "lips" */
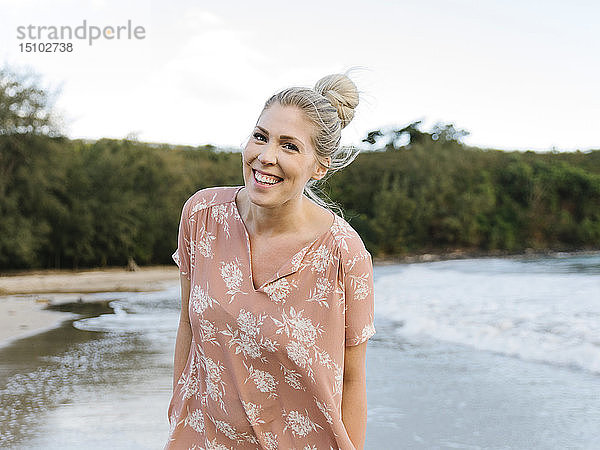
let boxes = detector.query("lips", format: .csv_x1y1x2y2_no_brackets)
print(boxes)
253,168,283,180
252,168,283,187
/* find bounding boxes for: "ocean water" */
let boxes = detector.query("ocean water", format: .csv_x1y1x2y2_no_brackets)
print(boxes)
1,253,599,449
374,253,600,375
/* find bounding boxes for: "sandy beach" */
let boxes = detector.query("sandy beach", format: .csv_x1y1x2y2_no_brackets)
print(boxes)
0,266,180,347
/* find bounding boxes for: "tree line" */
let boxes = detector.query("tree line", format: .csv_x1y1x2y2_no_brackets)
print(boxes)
1,66,598,271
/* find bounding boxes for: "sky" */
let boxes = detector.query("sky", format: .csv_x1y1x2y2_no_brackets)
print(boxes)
1,0,598,152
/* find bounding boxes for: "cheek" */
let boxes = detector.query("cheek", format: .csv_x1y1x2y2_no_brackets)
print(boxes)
244,144,261,160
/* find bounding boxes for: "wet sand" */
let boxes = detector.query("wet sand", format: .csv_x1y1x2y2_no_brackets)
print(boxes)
0,266,179,347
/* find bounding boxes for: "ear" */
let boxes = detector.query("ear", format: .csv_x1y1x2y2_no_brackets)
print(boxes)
312,156,331,180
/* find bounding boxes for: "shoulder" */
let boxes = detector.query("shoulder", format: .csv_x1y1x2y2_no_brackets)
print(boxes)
182,185,240,219
331,215,372,272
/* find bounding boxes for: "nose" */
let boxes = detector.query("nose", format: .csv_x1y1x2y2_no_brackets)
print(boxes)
257,141,278,165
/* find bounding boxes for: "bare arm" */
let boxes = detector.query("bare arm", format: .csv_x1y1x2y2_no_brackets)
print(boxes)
341,340,368,450
172,273,192,392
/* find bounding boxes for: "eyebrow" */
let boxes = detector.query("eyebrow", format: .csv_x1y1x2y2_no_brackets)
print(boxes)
255,126,305,148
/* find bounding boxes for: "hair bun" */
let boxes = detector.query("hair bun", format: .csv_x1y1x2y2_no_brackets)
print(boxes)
314,74,359,129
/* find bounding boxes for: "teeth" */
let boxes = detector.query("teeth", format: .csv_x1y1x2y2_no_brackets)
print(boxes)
255,171,281,184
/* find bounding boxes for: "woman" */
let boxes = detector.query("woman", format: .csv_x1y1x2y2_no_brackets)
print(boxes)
165,73,376,450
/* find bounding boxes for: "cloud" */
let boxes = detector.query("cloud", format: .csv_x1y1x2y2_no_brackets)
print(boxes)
163,28,267,103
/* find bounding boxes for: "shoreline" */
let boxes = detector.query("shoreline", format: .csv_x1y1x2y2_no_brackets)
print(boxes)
372,247,600,265
0,265,180,295
1,249,598,348
0,265,180,348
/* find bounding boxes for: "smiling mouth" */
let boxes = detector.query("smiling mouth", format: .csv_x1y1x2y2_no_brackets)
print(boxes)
252,169,283,186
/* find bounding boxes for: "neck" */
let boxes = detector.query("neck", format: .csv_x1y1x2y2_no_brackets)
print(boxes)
237,187,311,239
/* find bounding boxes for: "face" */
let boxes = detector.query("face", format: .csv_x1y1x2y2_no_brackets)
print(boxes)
241,102,330,207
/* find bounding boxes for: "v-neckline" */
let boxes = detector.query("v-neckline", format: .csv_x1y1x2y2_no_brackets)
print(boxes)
233,185,336,292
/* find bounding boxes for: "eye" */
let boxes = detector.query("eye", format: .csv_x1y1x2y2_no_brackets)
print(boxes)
253,132,266,142
283,142,299,151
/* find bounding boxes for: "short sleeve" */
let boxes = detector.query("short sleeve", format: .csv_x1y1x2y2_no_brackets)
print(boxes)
172,198,192,281
343,238,376,347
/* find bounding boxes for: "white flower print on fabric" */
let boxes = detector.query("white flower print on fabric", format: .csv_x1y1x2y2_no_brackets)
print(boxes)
201,352,228,413
314,398,337,431
347,322,377,346
195,225,217,259
220,309,279,363
230,198,242,222
334,275,345,309
313,348,333,370
279,363,306,391
282,408,323,438
306,276,333,307
204,437,233,450
190,282,219,316
167,409,181,441
260,431,279,450
208,415,259,445
184,406,205,433
188,235,197,276
345,248,370,272
262,277,292,305
211,203,231,238
289,245,313,272
290,315,322,347
220,257,245,301
309,244,335,274
186,444,203,450
330,217,354,252
237,309,262,337
241,400,266,426
190,191,219,215
285,340,315,382
243,361,279,399
313,348,343,398
333,364,344,398
177,344,202,401
196,318,222,346
272,306,324,348
272,306,329,383
343,240,377,348
346,272,371,302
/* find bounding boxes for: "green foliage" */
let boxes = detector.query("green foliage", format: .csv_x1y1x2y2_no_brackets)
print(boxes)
0,133,598,270
327,139,599,257
0,135,243,270
0,66,598,270
0,66,62,136
363,119,469,151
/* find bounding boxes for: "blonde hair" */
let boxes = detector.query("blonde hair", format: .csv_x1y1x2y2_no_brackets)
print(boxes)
260,70,361,219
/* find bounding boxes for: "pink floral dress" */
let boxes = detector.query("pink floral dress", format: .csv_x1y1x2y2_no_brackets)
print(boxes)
165,186,376,450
